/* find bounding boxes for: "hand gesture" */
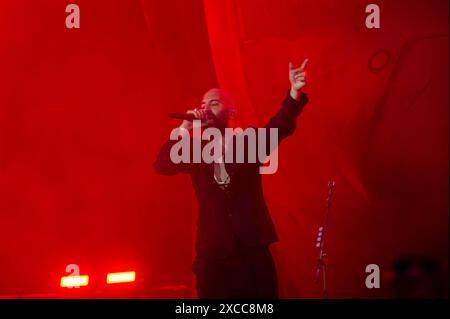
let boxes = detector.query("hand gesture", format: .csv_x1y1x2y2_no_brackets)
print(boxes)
289,59,309,100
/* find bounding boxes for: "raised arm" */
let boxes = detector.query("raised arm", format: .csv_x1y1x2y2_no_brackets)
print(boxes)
264,59,309,145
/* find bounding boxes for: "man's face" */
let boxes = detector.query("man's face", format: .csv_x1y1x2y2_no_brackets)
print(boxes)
201,89,233,126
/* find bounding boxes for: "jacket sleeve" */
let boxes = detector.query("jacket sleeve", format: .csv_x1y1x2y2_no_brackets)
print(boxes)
265,90,308,138
262,90,309,155
153,136,196,176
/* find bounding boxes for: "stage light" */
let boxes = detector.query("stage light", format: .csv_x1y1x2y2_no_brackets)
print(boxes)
106,271,136,284
60,275,89,288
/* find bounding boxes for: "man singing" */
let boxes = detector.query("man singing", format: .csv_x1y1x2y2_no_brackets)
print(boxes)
154,59,309,298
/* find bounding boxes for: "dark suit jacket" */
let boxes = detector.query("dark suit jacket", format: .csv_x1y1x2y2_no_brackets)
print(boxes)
154,91,308,258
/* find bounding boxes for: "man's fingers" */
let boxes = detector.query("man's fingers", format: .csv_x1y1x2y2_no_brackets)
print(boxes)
292,70,305,76
289,59,309,71
193,109,213,120
300,58,309,71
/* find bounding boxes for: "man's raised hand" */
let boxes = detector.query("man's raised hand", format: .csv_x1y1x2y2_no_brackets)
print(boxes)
289,59,308,101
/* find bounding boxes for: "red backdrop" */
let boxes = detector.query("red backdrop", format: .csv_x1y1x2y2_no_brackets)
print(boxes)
0,0,448,298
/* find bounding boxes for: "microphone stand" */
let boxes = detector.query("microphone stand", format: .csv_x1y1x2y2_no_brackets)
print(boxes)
315,180,336,299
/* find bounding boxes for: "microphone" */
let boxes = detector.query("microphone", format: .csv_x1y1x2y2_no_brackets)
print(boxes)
168,112,197,120
168,111,216,121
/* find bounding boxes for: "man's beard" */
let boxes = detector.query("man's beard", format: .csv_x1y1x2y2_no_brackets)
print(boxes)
204,116,228,132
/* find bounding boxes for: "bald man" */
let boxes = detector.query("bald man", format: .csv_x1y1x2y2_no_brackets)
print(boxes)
154,60,309,299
